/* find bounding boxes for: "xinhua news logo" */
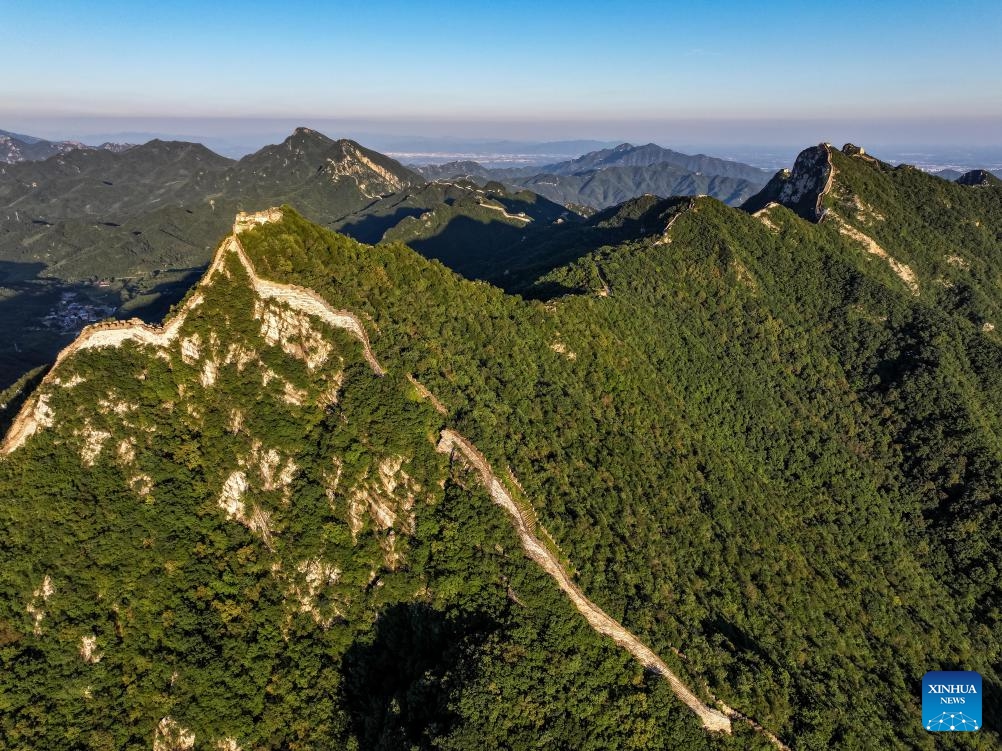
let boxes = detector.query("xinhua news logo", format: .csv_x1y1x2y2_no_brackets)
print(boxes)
922,671,981,732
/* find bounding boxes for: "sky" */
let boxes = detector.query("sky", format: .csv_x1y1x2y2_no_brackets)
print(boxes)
4,0,1001,154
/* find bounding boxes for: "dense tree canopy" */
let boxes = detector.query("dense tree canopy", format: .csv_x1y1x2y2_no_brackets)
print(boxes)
1,148,1000,749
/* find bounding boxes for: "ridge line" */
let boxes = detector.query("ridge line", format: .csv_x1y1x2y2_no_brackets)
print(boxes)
2,210,788,748
0,209,384,455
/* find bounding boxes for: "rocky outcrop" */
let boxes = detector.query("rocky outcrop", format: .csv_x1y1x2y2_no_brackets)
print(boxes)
742,144,834,221
323,142,410,199
79,634,102,664
287,558,342,626
153,717,195,751
25,574,54,636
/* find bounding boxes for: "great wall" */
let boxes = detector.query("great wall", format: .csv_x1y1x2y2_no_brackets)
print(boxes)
434,428,733,732
0,208,789,747
0,208,382,455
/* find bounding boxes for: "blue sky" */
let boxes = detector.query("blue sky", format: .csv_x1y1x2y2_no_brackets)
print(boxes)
4,0,1001,147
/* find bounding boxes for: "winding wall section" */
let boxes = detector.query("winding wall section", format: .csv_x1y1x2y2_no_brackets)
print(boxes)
1,208,789,748
0,209,383,454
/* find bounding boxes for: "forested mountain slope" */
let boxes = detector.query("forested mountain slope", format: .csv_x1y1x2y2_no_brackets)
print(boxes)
0,129,576,390
415,143,770,210
2,140,1001,749
0,210,744,750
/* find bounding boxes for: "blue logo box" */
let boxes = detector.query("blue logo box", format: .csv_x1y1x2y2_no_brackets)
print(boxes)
923,671,981,732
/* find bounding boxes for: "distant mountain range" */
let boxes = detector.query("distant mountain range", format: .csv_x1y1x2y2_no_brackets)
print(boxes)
0,128,577,384
0,129,134,164
5,128,1002,391
414,142,773,208
933,167,1002,182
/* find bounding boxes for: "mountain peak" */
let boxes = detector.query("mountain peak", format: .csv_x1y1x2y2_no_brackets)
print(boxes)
742,143,833,221
282,127,336,149
956,169,1002,187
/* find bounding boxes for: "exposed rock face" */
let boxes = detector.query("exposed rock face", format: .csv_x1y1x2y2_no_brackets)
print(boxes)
153,717,195,751
742,144,834,221
774,145,833,220
322,141,411,198
842,143,866,156
347,454,421,569
219,471,250,521
255,299,333,370
78,423,112,466
26,574,55,636
286,558,342,626
79,634,102,664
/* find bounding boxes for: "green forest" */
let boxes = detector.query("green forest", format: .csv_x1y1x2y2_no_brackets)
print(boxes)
1,145,1000,749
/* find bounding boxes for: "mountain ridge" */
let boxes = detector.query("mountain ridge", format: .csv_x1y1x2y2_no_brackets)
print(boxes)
415,142,770,209
1,158,1001,746
0,129,135,164
0,206,789,744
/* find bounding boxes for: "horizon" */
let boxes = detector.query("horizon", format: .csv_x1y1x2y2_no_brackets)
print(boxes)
5,1,1002,160
5,118,1002,174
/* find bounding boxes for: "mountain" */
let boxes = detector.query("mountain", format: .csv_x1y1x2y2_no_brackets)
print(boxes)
933,168,964,181
513,164,761,209
0,128,425,387
0,129,135,164
230,127,422,218
418,143,770,183
956,169,1002,187
1,139,1001,748
414,142,771,209
0,209,734,750
536,142,770,182
410,160,498,182
339,180,577,277
0,139,234,219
